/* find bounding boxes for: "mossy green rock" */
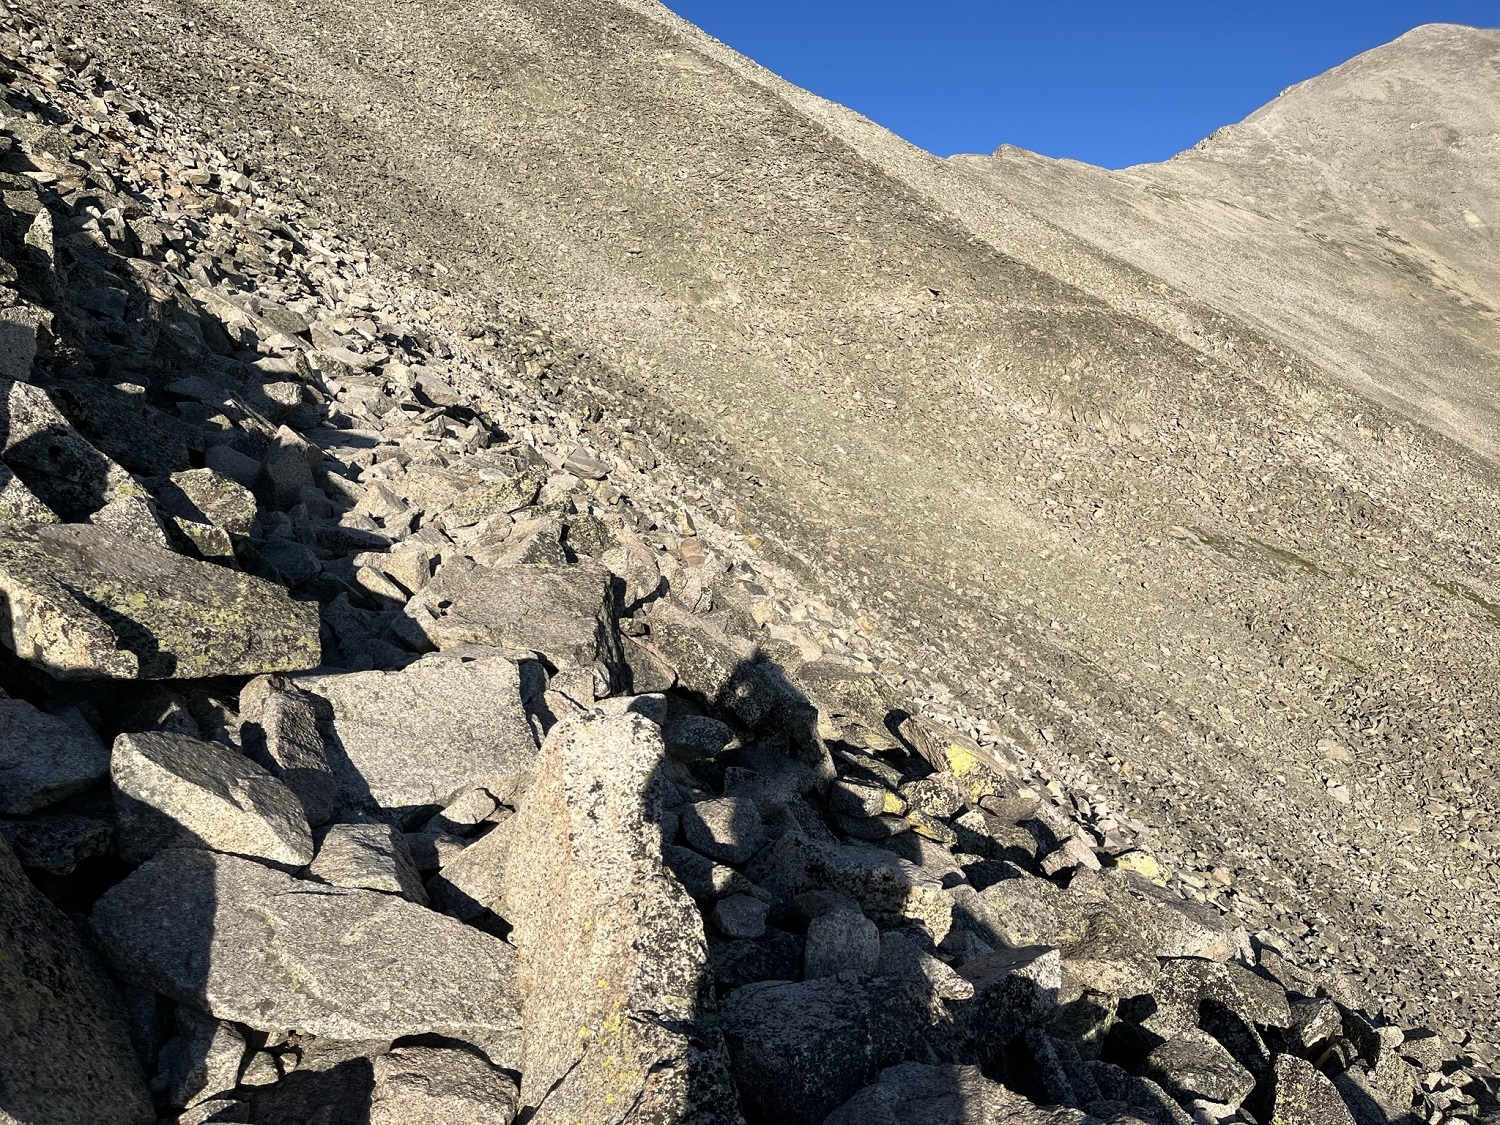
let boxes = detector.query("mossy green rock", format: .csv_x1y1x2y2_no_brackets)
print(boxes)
0,523,320,679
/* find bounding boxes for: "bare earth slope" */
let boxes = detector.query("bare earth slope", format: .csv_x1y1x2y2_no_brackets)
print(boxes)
48,0,1500,1052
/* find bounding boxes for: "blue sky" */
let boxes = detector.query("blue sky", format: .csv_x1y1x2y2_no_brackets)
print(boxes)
660,2,1500,168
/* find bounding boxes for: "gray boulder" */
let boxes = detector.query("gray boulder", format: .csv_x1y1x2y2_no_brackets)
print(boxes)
747,834,952,941
1269,1055,1357,1125
111,730,314,866
0,523,321,680
426,817,513,921
503,713,741,1124
823,1062,1098,1125
309,823,428,904
805,905,880,979
721,975,932,1125
682,795,766,865
0,697,109,813
369,1045,520,1125
157,1009,247,1110
1143,1029,1256,1108
294,649,537,824
0,461,57,525
0,834,154,1125
402,561,621,672
238,675,338,826
644,600,776,727
91,848,521,1050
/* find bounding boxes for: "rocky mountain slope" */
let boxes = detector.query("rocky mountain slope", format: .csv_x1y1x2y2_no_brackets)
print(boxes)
1,1,1498,1123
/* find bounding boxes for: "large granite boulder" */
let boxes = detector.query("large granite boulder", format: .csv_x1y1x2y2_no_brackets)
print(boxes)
503,712,742,1124
111,730,315,866
0,523,321,679
294,649,537,825
401,560,621,672
0,696,108,813
91,848,521,1052
0,835,154,1125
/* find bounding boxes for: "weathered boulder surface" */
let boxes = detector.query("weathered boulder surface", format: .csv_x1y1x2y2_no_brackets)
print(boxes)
91,847,521,1050
295,649,537,824
1268,1054,1358,1125
309,822,428,904
0,696,108,813
0,835,154,1125
0,523,320,679
369,1045,520,1125
719,975,932,1125
402,561,620,672
823,1062,1098,1125
238,675,338,826
112,730,315,866
503,712,742,1124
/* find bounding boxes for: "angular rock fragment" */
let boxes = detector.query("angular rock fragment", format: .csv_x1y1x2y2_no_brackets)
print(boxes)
0,810,113,874
1269,1054,1357,1125
947,945,1063,1068
369,1045,520,1125
1143,1030,1255,1107
0,523,321,679
402,560,620,672
824,1062,1091,1125
111,730,315,866
0,378,144,521
0,696,109,813
295,649,536,824
0,460,57,524
92,847,521,1047
748,833,952,941
310,822,427,904
0,835,154,1125
713,893,770,939
682,795,765,865
721,975,930,1125
804,904,880,978
645,600,776,727
425,818,514,922
503,713,740,1124
158,1009,247,1110
158,467,258,538
238,675,338,825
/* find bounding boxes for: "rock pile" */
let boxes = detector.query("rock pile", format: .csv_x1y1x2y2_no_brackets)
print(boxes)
0,9,1492,1125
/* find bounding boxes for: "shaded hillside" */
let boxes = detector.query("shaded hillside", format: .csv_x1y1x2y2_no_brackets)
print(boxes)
45,0,1500,1064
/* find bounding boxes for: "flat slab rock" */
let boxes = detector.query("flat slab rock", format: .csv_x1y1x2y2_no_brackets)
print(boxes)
294,649,537,824
91,847,521,1052
401,560,620,671
111,730,314,866
0,523,321,679
0,835,154,1125
503,712,741,1125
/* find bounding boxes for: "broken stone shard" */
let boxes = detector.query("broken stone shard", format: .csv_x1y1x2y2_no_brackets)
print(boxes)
91,847,521,1048
111,729,315,866
0,523,321,679
294,649,537,824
